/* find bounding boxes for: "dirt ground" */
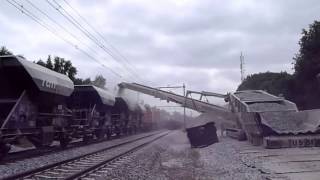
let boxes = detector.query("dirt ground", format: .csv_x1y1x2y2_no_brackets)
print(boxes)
100,130,265,180
152,130,264,180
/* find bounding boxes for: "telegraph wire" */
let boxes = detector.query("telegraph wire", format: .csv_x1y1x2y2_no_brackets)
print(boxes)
52,0,142,82
23,0,130,80
61,0,144,82
47,0,131,76
49,0,143,83
24,0,101,56
49,0,138,82
6,0,123,79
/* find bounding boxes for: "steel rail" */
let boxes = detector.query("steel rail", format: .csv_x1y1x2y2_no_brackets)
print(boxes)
2,131,156,164
1,131,166,180
67,132,169,179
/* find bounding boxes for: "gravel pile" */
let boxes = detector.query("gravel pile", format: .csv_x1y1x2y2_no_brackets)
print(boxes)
259,110,320,134
234,91,280,102
248,102,290,112
0,131,160,179
97,131,265,180
198,137,265,180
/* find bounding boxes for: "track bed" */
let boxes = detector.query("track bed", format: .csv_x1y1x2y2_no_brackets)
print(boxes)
0,131,165,179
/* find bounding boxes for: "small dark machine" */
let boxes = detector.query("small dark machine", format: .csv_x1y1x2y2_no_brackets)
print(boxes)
186,122,219,148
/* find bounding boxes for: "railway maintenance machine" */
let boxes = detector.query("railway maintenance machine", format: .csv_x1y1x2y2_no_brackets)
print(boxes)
119,82,320,149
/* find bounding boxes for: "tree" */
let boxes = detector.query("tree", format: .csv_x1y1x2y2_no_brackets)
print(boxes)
292,21,320,109
36,56,77,81
237,72,294,99
92,75,106,88
0,46,13,55
237,21,320,110
34,55,104,87
74,77,92,85
36,59,46,67
46,55,53,70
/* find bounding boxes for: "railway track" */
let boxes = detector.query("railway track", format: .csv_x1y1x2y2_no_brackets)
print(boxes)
2,132,154,164
2,131,169,180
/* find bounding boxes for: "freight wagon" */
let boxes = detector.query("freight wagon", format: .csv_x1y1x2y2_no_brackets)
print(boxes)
0,56,152,159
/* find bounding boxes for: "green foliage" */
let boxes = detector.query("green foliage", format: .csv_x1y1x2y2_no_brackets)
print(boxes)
292,21,320,109
92,75,106,88
237,72,294,99
1,46,106,88
36,55,77,81
35,59,46,67
294,21,320,79
46,55,53,70
0,46,13,55
238,21,320,109
35,55,107,87
74,77,92,85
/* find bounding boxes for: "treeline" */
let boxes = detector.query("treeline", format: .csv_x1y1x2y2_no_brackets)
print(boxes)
238,21,320,110
0,47,106,89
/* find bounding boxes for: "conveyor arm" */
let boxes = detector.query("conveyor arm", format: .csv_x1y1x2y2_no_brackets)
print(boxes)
118,82,230,114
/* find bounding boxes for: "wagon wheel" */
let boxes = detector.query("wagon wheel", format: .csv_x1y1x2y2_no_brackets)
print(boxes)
28,136,45,149
127,127,131,135
106,128,112,139
59,132,71,148
115,127,121,137
0,143,10,161
83,135,93,143
94,129,105,140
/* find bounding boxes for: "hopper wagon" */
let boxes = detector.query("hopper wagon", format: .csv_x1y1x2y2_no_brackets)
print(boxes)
111,97,146,136
0,56,154,160
0,55,73,158
141,104,153,131
66,85,115,144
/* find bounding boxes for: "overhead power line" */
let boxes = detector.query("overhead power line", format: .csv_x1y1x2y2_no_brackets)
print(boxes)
240,52,245,82
47,0,141,82
61,0,144,82
24,0,101,56
6,0,123,78
23,0,130,80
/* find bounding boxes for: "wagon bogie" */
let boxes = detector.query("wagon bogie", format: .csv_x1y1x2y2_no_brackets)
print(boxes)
67,85,116,142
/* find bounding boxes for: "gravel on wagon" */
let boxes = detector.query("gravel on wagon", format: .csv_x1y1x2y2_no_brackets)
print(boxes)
0,131,161,179
96,130,265,180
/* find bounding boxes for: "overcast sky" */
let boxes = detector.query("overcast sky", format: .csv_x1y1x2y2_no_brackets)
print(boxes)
1,0,320,104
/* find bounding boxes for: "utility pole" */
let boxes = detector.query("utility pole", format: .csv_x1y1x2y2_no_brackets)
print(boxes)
157,84,186,131
240,52,245,82
183,83,186,131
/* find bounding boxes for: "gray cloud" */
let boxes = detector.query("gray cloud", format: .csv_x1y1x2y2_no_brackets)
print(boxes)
1,0,320,100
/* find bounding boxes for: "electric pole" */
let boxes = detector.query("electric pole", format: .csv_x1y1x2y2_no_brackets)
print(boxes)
157,84,186,131
240,52,245,82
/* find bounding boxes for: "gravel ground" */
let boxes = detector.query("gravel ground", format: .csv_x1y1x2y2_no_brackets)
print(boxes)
0,131,161,179
97,130,265,180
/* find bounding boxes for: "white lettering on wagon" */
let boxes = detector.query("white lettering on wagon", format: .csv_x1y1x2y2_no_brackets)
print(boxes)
41,80,57,89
